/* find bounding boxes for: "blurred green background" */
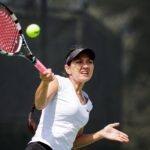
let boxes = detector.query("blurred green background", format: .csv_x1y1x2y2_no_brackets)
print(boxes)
0,0,150,150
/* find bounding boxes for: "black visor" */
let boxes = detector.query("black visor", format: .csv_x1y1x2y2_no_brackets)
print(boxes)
66,48,95,64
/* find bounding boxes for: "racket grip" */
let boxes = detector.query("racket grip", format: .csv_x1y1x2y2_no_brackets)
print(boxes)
34,59,47,73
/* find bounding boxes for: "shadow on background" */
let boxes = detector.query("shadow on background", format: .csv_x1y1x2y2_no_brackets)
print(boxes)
1,0,144,150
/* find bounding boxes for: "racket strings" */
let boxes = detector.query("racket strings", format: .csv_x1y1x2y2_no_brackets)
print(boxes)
0,8,20,54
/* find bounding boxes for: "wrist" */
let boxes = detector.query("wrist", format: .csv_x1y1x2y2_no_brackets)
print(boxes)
41,80,50,86
93,130,105,141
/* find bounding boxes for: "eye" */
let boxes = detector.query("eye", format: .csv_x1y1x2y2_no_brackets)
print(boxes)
88,60,93,64
75,60,82,64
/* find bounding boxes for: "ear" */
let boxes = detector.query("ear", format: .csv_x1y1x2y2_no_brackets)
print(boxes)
64,64,71,75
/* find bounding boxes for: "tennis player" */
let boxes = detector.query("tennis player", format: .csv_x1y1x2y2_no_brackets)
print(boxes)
25,47,129,150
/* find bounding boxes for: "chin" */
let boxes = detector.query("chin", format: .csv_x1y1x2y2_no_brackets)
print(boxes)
80,76,91,82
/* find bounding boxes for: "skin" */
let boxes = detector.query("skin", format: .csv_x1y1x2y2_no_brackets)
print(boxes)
64,53,94,103
34,53,129,149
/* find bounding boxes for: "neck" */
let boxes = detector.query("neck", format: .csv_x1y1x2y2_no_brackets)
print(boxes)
69,78,85,94
69,77,87,105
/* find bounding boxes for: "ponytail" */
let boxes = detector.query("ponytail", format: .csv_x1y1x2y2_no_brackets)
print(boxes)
28,103,37,134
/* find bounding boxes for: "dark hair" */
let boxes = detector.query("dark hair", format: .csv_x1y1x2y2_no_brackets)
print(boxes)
28,103,37,134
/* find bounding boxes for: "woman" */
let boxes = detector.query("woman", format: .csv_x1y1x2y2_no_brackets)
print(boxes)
25,47,129,150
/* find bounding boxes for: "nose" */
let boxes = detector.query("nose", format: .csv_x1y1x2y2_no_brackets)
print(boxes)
82,62,89,68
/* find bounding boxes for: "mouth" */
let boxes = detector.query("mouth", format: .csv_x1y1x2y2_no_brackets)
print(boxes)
80,71,89,76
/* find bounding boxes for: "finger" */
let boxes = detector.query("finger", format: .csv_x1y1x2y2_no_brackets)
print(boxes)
42,69,53,77
118,132,129,142
120,132,129,137
47,73,55,81
113,135,129,143
42,68,52,74
118,134,129,142
109,122,120,128
116,138,128,143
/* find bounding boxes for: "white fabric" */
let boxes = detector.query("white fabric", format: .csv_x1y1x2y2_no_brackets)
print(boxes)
30,75,93,150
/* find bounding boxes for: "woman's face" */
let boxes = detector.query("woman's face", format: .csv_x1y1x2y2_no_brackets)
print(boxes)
65,53,94,83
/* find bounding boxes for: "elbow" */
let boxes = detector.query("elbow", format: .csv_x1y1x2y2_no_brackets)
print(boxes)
35,101,45,110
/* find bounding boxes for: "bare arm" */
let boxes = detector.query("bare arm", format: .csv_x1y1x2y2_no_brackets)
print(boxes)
73,123,129,149
35,68,58,110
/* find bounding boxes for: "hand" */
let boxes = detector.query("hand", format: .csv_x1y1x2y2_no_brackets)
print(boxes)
40,68,55,83
100,122,129,143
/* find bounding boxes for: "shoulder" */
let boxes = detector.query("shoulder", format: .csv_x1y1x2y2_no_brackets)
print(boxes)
55,75,69,84
54,75,70,90
55,75,67,80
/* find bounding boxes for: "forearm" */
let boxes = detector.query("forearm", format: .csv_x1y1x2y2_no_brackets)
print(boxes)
73,122,129,149
73,130,104,149
35,81,49,110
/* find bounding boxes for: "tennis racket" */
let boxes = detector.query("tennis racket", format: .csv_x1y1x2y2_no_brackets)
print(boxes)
0,3,47,73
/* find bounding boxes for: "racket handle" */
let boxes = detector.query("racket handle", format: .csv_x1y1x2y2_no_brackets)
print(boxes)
34,59,47,73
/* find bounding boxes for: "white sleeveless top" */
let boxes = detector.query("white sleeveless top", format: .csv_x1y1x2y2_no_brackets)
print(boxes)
30,75,93,150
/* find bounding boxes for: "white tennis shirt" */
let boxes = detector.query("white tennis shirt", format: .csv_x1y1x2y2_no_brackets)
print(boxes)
30,75,93,150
